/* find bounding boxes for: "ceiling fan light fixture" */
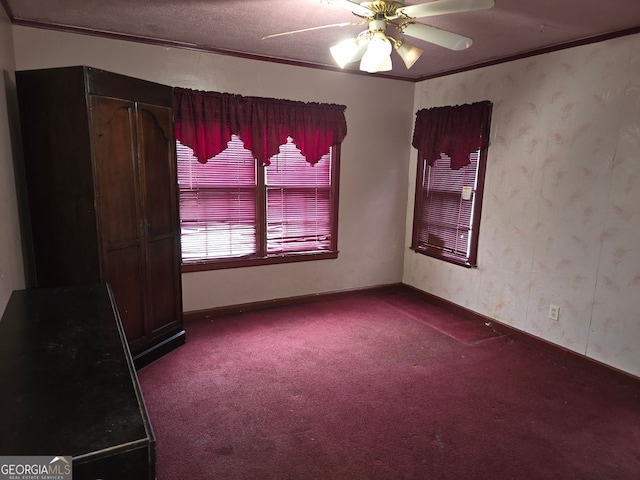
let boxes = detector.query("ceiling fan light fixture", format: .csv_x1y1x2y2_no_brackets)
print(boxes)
359,31,392,73
395,40,424,69
360,53,392,73
330,36,369,68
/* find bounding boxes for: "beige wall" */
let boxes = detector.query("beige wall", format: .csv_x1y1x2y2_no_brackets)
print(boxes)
12,26,414,312
405,34,640,377
0,10,24,311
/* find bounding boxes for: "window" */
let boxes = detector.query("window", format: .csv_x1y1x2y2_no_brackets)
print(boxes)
411,101,492,267
265,138,334,255
177,136,339,270
172,88,346,272
177,137,257,262
412,151,486,266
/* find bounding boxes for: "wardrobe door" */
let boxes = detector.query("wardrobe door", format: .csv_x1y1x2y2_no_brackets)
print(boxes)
137,103,182,337
90,95,148,349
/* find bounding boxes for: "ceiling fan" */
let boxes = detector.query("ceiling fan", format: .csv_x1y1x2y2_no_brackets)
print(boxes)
263,0,495,73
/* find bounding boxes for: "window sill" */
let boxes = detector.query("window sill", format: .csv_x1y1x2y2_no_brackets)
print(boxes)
411,246,475,268
181,250,339,272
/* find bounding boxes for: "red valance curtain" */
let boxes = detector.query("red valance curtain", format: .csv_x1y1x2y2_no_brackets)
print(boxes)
173,87,347,165
412,101,492,170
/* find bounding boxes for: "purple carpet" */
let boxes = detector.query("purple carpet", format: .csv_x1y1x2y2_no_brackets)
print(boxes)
138,289,640,479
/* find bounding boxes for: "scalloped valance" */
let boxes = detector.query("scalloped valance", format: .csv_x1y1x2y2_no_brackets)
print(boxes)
412,101,492,170
173,87,347,165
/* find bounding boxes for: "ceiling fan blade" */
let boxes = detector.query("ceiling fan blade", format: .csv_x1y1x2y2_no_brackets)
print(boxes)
262,22,357,40
398,23,472,50
396,0,494,19
326,0,374,17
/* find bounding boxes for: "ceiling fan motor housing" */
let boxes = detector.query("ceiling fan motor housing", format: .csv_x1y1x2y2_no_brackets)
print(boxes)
368,19,387,32
359,1,405,19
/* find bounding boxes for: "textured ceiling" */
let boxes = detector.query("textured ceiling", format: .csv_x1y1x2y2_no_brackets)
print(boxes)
3,0,640,81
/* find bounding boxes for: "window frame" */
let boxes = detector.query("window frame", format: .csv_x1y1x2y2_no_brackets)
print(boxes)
411,144,488,268
179,143,340,273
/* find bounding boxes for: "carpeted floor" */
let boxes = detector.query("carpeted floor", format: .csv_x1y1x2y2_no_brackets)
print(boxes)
138,289,640,479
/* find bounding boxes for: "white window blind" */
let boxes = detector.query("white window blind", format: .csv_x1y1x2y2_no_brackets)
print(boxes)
177,136,334,265
177,136,257,262
266,138,332,254
415,151,480,262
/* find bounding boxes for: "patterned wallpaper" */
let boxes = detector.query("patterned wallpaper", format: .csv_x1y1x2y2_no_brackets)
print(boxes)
404,34,640,377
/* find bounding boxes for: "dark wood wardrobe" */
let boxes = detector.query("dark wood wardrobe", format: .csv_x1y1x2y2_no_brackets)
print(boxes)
16,66,185,368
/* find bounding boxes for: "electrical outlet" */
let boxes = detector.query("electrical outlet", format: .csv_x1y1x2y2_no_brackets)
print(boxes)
548,305,560,321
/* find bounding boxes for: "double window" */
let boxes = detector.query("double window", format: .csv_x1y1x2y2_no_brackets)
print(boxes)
177,137,338,270
411,101,492,267
173,88,346,272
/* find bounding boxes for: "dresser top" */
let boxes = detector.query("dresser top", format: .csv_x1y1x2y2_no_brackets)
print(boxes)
0,284,154,459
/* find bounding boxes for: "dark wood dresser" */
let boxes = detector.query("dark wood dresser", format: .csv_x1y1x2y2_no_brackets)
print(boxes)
0,284,155,479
